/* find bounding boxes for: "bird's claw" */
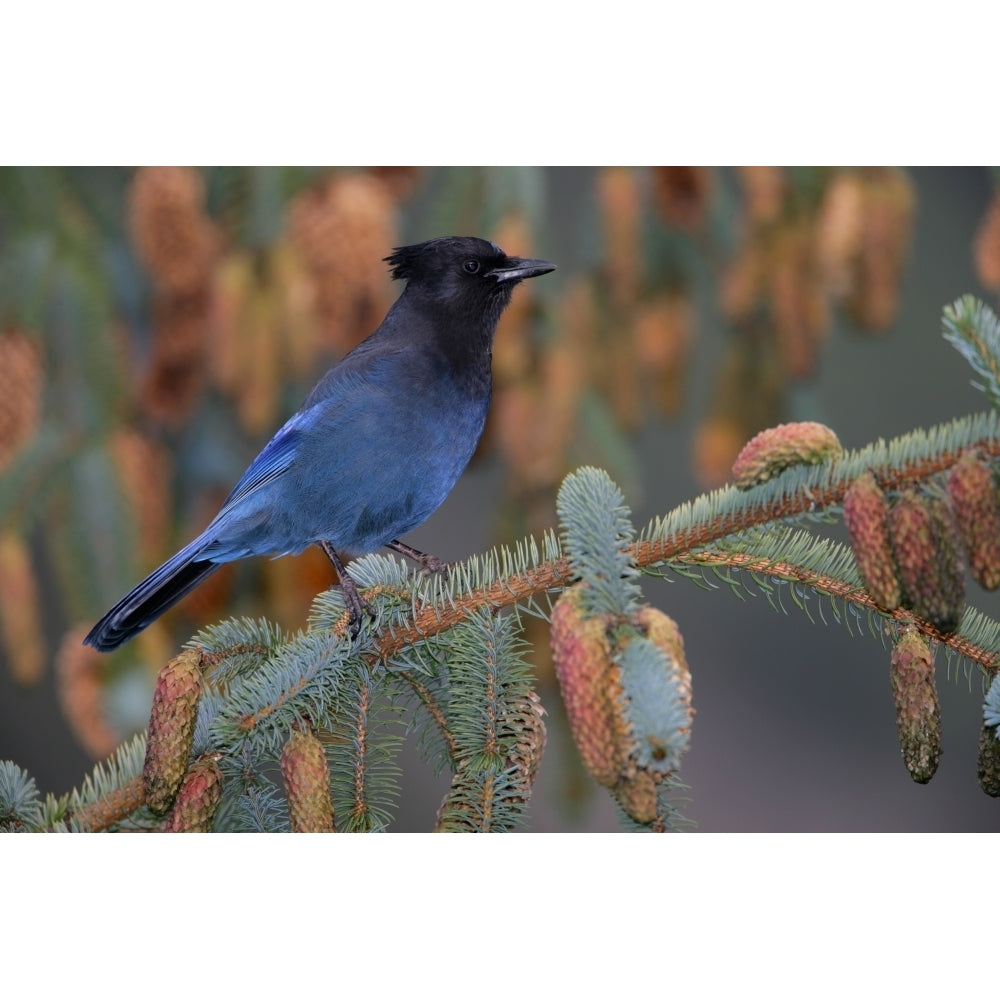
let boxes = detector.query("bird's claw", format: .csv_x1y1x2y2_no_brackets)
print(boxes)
417,554,451,577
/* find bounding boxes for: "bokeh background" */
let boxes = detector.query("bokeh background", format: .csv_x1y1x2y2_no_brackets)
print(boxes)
1,165,999,831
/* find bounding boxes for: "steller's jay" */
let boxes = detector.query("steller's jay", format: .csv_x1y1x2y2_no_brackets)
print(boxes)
85,236,555,650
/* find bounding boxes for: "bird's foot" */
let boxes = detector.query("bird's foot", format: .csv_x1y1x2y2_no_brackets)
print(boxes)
319,541,373,638
341,582,375,639
387,539,451,578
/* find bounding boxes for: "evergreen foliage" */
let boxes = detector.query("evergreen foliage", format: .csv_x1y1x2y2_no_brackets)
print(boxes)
3,168,1000,830
7,293,1000,828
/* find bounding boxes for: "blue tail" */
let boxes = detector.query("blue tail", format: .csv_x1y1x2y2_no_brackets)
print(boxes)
83,537,221,652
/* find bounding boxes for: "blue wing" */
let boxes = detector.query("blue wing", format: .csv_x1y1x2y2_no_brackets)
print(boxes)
216,412,305,517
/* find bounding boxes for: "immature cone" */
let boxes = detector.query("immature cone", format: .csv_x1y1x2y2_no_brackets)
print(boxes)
162,754,223,832
144,650,204,815
491,211,537,381
0,529,46,685
129,166,216,296
731,421,842,489
768,221,830,379
843,471,901,610
0,330,42,473
973,187,1000,292
368,166,423,203
815,170,866,297
550,587,693,825
720,243,765,322
109,429,172,565
614,606,693,825
142,289,212,425
651,166,712,231
736,166,785,226
56,625,118,759
926,498,966,626
889,629,941,784
844,167,914,333
633,293,694,417
281,725,335,832
615,769,660,826
550,586,625,787
889,491,966,633
947,450,1000,590
287,171,396,352
977,719,1000,797
598,166,641,309
632,604,693,751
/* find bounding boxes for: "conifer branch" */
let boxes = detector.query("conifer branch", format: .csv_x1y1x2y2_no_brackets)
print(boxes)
219,420,1000,747
68,775,145,832
346,680,371,829
397,673,460,764
683,547,1000,672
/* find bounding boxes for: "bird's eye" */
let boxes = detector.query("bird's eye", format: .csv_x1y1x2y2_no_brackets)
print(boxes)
463,260,480,274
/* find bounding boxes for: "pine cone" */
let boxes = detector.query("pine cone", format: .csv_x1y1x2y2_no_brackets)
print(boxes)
652,166,712,231
0,329,42,473
973,186,1000,292
889,629,941,784
768,221,829,379
129,166,216,296
598,166,641,309
731,421,842,489
889,491,965,633
551,587,694,825
611,606,694,826
549,585,625,787
815,170,866,297
976,719,1000,797
162,754,223,832
281,725,335,832
144,650,204,815
947,450,1000,590
142,289,211,426
288,171,396,353
845,167,914,333
109,429,172,565
56,625,118,759
736,166,785,226
633,293,694,417
0,529,45,686
843,471,901,610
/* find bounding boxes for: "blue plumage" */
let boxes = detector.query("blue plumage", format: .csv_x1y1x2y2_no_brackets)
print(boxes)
84,236,554,650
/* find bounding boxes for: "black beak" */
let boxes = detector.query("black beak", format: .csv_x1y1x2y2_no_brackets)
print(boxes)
488,256,556,283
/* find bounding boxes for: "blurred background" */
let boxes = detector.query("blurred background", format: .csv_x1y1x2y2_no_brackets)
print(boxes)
1,165,999,831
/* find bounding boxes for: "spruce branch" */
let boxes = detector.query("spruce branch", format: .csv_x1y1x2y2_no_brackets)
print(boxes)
942,295,1000,409
70,775,145,832
397,672,461,765
209,416,1000,753
18,289,1000,829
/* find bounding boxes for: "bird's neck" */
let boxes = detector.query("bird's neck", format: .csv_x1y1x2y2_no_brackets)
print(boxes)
402,288,501,387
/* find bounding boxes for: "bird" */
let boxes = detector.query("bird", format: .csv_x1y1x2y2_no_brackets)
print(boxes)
84,235,555,651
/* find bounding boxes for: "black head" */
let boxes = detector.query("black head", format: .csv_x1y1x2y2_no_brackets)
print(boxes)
384,236,555,322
